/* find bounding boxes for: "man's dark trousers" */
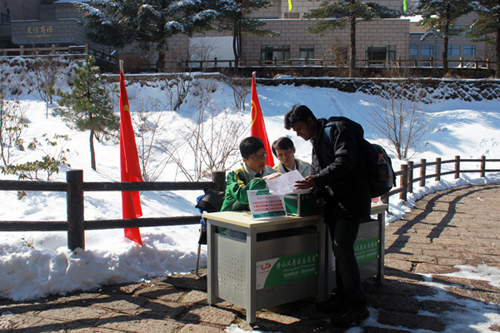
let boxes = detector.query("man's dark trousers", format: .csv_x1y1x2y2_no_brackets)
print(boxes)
328,217,366,307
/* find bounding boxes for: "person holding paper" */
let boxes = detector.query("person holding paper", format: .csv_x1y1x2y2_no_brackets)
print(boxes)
220,137,279,212
219,137,279,238
284,105,371,327
272,137,311,177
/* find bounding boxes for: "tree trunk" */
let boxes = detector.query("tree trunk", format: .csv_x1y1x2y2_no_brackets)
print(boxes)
233,20,242,71
443,3,451,75
443,36,449,75
90,130,96,171
156,48,166,72
496,25,500,78
349,15,356,78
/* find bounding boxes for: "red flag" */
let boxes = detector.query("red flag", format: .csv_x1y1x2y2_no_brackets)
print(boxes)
250,73,274,167
119,70,143,246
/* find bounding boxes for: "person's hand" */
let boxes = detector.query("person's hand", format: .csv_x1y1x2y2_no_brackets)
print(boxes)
295,175,316,189
263,173,282,180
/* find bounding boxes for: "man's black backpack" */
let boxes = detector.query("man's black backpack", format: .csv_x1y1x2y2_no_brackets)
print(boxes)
324,117,395,198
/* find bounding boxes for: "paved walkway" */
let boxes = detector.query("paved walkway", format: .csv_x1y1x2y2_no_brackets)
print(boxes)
1,184,499,332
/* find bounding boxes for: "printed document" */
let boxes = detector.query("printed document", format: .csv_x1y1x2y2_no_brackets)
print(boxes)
265,169,311,195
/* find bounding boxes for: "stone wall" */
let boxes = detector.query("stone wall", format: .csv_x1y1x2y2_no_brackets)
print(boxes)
256,77,500,103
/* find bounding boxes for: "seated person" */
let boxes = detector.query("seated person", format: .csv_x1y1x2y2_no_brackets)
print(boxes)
219,137,279,239
272,136,311,177
221,137,277,212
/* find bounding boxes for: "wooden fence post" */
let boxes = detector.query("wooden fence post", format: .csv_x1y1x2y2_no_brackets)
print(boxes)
435,157,441,181
454,156,460,179
480,155,486,178
214,57,218,70
67,170,85,251
212,171,226,191
400,164,408,202
419,159,426,187
407,161,414,194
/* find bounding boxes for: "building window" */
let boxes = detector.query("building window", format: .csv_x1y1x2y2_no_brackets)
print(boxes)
261,45,290,64
299,45,314,64
366,45,396,65
0,13,9,25
299,45,314,59
409,45,418,56
448,45,460,56
464,45,476,56
421,45,434,56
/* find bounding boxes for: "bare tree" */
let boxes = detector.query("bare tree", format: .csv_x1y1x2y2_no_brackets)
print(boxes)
133,97,178,181
0,94,27,167
182,79,244,180
163,73,193,111
365,71,433,159
222,75,250,111
323,37,350,77
32,57,60,118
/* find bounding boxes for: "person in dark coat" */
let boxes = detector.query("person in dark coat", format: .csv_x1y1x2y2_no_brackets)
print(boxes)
284,104,371,327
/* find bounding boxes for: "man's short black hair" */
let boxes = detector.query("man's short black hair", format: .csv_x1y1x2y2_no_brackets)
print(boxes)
284,105,316,130
240,137,265,159
271,137,294,157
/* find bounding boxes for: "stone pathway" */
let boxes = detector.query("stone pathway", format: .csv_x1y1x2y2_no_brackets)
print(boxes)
0,184,499,332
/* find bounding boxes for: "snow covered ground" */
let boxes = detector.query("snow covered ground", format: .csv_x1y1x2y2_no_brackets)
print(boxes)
0,62,499,331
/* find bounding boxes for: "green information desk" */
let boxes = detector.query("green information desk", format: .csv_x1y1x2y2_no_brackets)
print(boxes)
203,202,387,323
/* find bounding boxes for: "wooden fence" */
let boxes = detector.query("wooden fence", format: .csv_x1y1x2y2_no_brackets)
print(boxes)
0,156,499,251
186,57,494,71
0,44,494,73
384,155,500,202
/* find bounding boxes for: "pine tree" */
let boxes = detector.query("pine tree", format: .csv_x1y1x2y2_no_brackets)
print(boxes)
467,1,500,78
212,0,278,71
417,0,474,75
55,57,119,171
77,0,235,72
304,1,400,77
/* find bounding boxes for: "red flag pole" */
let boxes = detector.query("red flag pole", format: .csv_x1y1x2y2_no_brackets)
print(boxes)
250,72,274,167
119,60,143,246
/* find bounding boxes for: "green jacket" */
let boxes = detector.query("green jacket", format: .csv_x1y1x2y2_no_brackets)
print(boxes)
220,164,276,211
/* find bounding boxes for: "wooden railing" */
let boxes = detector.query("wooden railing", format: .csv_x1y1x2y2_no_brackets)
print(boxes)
184,57,494,71
384,155,500,203
0,45,494,73
0,170,226,251
0,156,498,251
0,43,117,64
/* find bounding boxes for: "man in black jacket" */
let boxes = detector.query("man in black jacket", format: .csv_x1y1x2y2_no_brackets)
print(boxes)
285,105,371,327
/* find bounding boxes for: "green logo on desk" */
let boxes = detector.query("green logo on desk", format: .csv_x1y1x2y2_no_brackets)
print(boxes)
256,251,319,290
354,237,380,264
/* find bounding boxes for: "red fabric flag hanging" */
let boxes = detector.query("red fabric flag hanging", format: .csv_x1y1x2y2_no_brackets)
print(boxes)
250,72,274,167
119,70,143,246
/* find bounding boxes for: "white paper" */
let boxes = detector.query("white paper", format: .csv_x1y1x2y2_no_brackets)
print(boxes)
265,169,311,195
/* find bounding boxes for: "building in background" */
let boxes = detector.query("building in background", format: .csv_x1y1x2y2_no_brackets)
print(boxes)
0,0,487,71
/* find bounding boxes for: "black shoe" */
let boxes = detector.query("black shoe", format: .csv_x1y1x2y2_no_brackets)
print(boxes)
315,295,345,313
331,306,369,327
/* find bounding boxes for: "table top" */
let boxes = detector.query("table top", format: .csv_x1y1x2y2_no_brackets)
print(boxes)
203,202,388,229
202,211,322,228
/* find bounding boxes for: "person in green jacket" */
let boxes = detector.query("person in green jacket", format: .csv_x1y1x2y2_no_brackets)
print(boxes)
219,137,279,238
221,137,278,212
272,136,311,177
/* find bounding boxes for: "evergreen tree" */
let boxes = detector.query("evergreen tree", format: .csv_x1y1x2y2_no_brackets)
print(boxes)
55,57,119,171
417,0,473,75
304,1,400,77
212,0,278,71
77,0,234,72
467,1,500,78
